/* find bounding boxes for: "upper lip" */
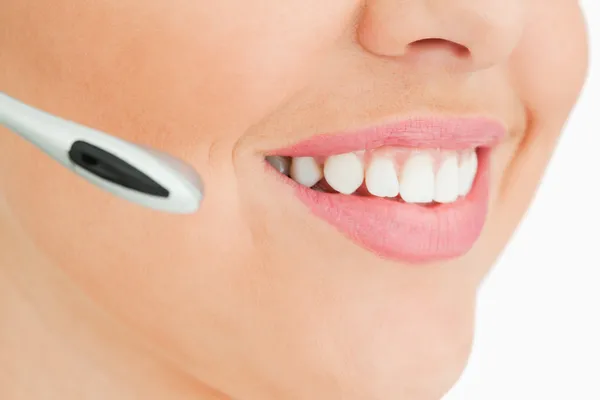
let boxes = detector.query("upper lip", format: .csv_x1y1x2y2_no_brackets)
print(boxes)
269,116,507,157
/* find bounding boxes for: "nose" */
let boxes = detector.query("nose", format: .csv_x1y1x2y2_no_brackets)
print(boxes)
357,0,525,71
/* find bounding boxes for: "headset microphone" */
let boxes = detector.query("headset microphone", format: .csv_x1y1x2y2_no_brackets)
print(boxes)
0,92,203,214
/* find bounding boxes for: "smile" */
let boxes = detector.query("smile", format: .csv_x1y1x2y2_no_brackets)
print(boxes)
265,117,506,263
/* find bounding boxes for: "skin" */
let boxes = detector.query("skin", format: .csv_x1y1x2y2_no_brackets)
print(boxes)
0,0,588,399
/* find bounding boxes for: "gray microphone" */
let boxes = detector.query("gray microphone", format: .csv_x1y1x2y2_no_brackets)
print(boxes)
0,92,203,214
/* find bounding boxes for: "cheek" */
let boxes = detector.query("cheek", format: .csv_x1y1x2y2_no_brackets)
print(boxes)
0,0,350,369
2,141,240,305
2,150,268,371
1,0,341,150
0,0,345,288
467,2,588,280
511,2,588,123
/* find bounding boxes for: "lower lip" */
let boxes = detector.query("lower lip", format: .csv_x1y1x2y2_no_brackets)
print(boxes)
272,149,491,264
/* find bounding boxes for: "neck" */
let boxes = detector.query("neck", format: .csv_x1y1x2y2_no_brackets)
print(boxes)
0,218,228,400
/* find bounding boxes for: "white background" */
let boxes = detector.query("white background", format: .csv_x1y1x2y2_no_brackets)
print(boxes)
444,1,600,399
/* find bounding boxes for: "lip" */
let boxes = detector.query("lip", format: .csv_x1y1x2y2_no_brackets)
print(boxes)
267,117,506,263
272,117,506,157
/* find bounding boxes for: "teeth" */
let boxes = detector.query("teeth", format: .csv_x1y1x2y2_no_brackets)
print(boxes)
398,153,436,203
434,152,459,203
266,156,291,175
323,152,364,194
290,157,323,188
284,148,479,204
365,156,399,198
459,151,478,196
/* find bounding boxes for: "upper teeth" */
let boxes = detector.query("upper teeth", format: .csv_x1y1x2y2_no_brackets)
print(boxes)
290,156,323,188
282,148,479,204
458,151,478,197
433,152,460,204
366,156,400,198
398,153,436,203
266,155,291,175
323,153,364,195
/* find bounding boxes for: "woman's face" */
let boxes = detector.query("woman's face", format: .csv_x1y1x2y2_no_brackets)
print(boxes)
0,0,588,398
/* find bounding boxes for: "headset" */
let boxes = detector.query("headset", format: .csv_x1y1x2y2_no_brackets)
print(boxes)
0,92,203,214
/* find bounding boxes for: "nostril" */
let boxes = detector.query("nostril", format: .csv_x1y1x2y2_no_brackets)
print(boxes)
407,38,471,59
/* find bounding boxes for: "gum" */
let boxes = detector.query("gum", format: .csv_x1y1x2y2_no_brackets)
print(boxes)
313,147,475,175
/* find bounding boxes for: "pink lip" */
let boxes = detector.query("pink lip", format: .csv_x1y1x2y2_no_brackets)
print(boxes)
269,117,506,263
273,117,506,157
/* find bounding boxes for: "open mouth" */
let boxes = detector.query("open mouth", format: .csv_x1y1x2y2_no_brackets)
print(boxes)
268,147,478,205
265,117,506,264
